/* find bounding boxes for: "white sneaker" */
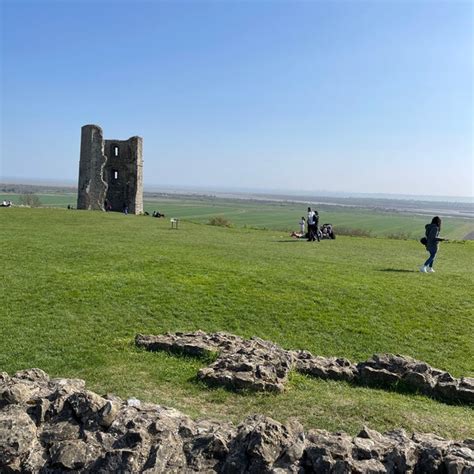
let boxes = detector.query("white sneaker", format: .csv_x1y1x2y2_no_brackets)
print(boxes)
427,267,435,273
420,266,427,273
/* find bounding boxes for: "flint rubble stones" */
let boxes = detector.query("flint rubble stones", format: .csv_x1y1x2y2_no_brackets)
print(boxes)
136,332,474,404
1,369,473,473
357,353,474,403
293,351,358,381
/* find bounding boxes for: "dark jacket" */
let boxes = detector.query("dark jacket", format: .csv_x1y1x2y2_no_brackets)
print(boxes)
425,223,441,251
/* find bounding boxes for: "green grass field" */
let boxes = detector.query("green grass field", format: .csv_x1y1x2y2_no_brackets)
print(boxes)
1,207,473,438
2,192,473,240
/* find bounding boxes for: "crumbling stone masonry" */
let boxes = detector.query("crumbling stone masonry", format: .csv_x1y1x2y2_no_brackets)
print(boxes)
77,124,143,214
136,331,474,404
1,369,473,472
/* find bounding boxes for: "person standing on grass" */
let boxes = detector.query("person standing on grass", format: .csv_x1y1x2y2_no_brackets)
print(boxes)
420,216,446,273
313,209,321,242
307,207,315,241
299,216,306,235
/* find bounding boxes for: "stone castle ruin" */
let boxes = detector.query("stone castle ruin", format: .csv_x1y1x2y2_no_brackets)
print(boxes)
77,124,143,214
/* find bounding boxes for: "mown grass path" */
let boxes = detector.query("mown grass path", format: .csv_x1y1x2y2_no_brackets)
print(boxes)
1,208,473,438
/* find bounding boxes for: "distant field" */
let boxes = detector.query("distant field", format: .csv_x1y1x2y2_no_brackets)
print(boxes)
0,193,75,207
1,208,473,438
143,197,474,240
2,192,472,240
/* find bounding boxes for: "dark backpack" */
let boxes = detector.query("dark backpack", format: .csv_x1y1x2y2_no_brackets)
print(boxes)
420,237,427,246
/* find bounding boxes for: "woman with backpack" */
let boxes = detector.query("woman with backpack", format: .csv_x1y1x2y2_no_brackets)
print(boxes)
420,216,446,273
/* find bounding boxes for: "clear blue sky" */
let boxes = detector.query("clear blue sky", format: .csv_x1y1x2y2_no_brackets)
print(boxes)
1,0,472,197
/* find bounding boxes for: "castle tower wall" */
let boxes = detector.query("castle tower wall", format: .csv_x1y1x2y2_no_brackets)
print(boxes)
103,136,143,214
77,125,108,211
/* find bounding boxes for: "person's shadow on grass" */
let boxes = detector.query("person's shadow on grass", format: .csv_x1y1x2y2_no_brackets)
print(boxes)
275,240,305,243
379,268,417,273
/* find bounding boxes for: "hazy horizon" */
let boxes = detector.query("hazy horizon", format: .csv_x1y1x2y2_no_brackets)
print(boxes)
2,175,473,204
1,1,472,197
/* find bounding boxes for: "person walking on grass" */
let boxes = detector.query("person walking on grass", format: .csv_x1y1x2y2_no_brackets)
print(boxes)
420,216,446,273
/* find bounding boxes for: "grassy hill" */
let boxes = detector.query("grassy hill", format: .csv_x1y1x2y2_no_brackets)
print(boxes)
1,208,473,438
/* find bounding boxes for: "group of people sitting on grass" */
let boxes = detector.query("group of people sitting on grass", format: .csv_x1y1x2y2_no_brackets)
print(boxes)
143,210,166,218
290,207,335,241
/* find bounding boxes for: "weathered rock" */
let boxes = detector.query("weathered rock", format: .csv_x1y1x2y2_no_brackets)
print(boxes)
373,428,417,473
198,337,293,393
138,331,294,392
28,397,51,426
358,365,402,387
0,404,37,467
140,430,187,472
357,354,474,404
66,389,108,428
14,367,50,383
293,350,357,381
303,429,354,472
137,332,474,405
354,427,418,473
413,432,450,473
1,381,36,405
1,368,473,473
49,439,101,470
50,376,86,394
352,458,388,473
185,421,234,472
0,369,49,406
457,377,474,404
97,399,120,429
444,446,474,473
222,415,305,473
92,449,138,473
45,377,88,420
40,419,81,444
136,331,241,358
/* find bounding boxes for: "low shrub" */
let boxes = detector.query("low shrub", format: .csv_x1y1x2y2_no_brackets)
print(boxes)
19,193,41,207
386,231,412,240
334,226,372,237
208,216,232,228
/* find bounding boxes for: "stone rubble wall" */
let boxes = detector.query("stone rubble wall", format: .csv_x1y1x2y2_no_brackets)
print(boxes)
1,369,473,473
136,332,474,404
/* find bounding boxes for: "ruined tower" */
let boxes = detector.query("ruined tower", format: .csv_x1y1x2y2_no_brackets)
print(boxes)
77,125,143,214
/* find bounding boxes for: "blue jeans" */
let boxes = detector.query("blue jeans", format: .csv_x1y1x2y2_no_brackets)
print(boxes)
424,249,437,268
